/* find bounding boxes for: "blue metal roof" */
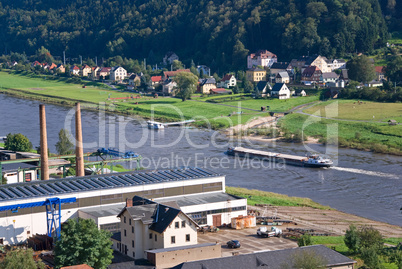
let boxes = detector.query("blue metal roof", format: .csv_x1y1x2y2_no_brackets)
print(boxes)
0,167,221,202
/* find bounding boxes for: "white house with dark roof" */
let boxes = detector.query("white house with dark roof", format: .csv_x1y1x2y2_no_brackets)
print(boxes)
117,196,199,259
110,66,127,81
219,74,237,88
271,83,290,99
321,72,339,84
275,72,290,84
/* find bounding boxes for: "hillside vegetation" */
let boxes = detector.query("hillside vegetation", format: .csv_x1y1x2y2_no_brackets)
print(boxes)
0,0,394,71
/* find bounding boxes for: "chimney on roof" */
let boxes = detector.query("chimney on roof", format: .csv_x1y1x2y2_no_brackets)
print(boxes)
39,104,49,180
75,103,85,177
126,198,133,208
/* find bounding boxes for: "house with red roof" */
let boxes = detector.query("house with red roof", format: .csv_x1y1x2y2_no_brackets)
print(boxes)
163,69,191,80
247,50,277,69
81,65,92,77
219,74,237,88
98,67,112,80
151,76,163,86
70,65,80,76
375,66,385,81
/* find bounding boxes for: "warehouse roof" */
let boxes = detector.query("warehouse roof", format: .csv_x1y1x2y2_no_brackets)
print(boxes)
156,192,243,207
0,167,221,202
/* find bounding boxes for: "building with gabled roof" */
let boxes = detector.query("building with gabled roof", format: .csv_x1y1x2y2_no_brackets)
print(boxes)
80,65,92,77
271,83,290,99
247,50,277,69
198,78,216,94
275,71,290,84
219,74,236,88
70,65,80,76
163,52,179,65
163,69,191,80
117,196,199,259
302,65,322,83
246,67,266,82
110,66,127,81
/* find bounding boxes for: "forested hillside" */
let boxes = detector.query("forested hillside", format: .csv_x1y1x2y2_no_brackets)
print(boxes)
0,0,396,71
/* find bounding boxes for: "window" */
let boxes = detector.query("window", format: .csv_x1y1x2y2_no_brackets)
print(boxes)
171,236,176,244
182,220,186,228
129,219,131,225
155,235,157,241
175,221,179,229
132,252,135,258
149,233,152,239
132,226,134,233
124,229,126,236
186,234,190,242
124,216,126,223
132,240,134,248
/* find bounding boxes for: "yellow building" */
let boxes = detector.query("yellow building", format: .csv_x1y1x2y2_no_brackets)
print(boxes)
246,68,267,82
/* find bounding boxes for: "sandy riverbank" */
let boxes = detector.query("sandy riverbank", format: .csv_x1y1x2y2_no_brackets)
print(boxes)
249,205,402,238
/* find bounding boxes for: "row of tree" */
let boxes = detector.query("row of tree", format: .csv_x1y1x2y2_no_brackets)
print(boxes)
0,0,393,72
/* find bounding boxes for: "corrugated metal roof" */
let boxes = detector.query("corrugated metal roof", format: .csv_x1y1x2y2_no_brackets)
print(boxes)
0,168,221,202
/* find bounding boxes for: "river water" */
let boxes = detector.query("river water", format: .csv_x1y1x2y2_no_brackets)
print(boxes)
0,94,401,226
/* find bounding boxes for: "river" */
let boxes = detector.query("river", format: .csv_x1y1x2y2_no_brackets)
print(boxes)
0,94,401,226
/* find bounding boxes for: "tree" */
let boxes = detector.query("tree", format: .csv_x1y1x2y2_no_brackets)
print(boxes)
174,72,198,101
35,46,54,63
361,246,382,269
344,224,360,253
281,250,327,269
172,60,184,71
0,248,45,269
55,129,74,155
347,55,376,83
385,55,402,84
54,218,113,269
297,233,312,247
358,225,383,251
4,133,33,152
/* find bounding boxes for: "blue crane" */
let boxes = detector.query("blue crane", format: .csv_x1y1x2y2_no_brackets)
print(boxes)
0,197,76,240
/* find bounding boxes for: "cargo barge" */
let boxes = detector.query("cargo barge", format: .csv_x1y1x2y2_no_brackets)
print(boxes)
226,147,333,168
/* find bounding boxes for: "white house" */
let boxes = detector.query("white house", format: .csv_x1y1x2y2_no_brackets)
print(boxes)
219,74,237,88
1,163,37,184
247,50,277,69
163,52,179,65
117,197,199,259
70,65,80,76
328,59,346,71
163,79,177,95
271,83,290,99
321,72,339,84
110,66,127,81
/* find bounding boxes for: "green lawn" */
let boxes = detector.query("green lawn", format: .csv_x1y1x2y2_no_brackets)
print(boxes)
223,95,319,112
303,100,402,122
226,186,332,210
311,236,349,254
279,113,402,153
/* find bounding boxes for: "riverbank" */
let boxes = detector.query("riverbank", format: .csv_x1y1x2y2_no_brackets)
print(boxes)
227,187,402,238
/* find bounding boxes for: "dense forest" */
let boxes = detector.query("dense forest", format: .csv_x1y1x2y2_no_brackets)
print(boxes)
0,0,400,71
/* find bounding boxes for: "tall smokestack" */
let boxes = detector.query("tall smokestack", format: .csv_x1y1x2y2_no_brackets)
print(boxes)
75,103,85,177
39,104,49,180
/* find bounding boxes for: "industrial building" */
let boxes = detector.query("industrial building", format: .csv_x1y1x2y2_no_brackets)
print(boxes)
0,167,247,245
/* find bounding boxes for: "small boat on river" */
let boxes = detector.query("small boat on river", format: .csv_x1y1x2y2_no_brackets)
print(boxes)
226,147,333,168
147,121,165,129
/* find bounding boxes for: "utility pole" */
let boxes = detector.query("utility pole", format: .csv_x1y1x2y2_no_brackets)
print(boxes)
79,55,82,65
63,51,66,65
95,56,98,66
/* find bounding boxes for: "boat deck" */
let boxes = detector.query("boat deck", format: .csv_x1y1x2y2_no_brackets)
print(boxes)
233,147,306,161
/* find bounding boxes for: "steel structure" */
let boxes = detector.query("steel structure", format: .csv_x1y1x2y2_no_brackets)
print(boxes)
0,197,76,239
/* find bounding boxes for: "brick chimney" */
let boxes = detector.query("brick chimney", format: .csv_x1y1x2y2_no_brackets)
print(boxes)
39,104,49,180
126,198,133,208
75,103,85,177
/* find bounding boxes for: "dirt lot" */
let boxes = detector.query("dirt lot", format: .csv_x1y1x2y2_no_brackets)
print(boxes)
249,205,402,238
198,227,298,257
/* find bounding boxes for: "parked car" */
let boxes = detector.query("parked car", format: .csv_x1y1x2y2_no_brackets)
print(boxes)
227,240,241,248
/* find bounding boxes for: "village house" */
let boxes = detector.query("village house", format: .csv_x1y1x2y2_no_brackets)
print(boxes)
301,65,322,83
163,79,177,95
255,81,272,97
246,67,267,82
219,74,237,88
321,72,339,84
327,59,346,70
294,89,306,96
98,67,112,80
151,76,162,86
56,64,65,73
275,71,290,84
339,69,349,83
80,65,92,77
90,66,100,80
31,61,42,68
116,197,199,260
271,83,290,99
110,66,127,81
70,65,80,76
198,78,217,94
375,66,385,81
270,62,292,75
247,50,278,69
163,52,179,65
128,74,141,87
46,63,57,71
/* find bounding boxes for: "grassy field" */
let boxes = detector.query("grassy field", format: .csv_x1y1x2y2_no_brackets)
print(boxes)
303,100,402,122
222,95,319,112
226,186,332,210
278,113,402,154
